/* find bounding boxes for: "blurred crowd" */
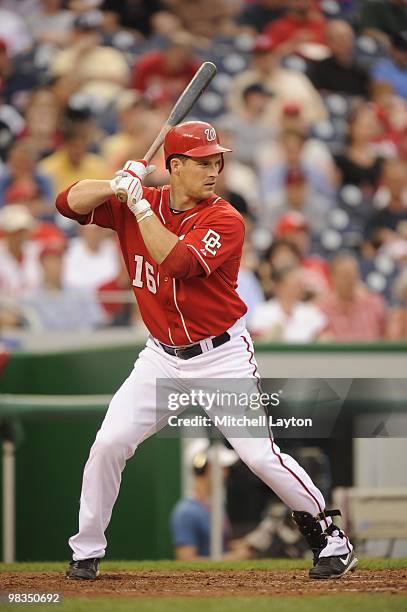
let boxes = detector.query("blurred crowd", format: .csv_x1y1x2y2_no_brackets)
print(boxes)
0,0,406,342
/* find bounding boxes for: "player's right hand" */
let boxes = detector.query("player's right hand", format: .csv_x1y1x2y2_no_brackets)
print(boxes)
121,160,156,182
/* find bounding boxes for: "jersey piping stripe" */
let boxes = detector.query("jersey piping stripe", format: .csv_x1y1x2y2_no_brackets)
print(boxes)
89,210,95,224
186,244,211,276
168,327,175,345
158,188,166,224
172,279,193,343
179,211,199,228
212,196,221,205
241,334,327,527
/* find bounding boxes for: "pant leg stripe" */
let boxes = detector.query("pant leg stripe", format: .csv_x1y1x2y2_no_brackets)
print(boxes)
241,334,327,527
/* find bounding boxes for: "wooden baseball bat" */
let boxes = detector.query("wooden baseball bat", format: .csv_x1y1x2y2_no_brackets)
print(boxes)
116,61,217,202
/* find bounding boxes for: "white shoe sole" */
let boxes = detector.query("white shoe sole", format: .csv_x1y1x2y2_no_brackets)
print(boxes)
332,556,359,579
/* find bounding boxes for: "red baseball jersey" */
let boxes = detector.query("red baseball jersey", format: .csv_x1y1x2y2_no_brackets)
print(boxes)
56,185,247,345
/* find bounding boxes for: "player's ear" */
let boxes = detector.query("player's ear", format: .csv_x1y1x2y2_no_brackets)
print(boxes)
170,157,183,176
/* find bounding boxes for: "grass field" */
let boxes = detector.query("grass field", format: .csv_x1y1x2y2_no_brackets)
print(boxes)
0,558,406,612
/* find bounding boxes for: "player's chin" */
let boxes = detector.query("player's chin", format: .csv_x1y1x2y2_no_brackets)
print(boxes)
200,185,216,198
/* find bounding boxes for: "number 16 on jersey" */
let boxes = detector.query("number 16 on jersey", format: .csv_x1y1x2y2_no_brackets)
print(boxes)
132,255,157,294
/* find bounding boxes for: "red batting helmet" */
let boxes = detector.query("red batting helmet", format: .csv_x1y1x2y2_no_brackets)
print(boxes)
164,121,232,172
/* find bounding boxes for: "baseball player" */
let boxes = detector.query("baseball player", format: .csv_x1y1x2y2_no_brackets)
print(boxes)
56,121,357,580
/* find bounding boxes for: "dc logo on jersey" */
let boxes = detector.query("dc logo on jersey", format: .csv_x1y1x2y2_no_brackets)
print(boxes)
204,127,216,142
201,228,221,256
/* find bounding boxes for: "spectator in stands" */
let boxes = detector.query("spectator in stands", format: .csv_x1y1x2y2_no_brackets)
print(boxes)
258,239,302,300
387,268,407,339
248,264,327,342
259,129,335,234
23,240,106,330
0,204,41,300
0,95,25,165
40,116,108,194
370,88,407,159
0,140,54,219
226,82,275,167
237,227,265,320
266,164,334,236
48,74,81,116
0,37,40,110
307,19,370,97
50,10,129,106
166,0,239,41
357,229,400,302
258,231,330,302
101,90,162,175
0,8,33,61
63,224,120,291
235,0,285,34
131,31,200,105
22,87,62,159
0,0,43,21
272,213,311,260
334,103,385,197
100,0,177,39
318,252,386,341
256,102,336,179
360,0,407,47
170,439,250,560
273,213,331,297
368,159,407,238
27,0,74,49
228,34,327,128
263,0,327,56
371,31,407,100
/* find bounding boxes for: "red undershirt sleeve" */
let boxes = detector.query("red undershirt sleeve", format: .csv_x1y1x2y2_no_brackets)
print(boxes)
160,240,205,279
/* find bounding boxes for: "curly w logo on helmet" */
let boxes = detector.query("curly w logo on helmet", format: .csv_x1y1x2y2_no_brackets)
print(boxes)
204,127,217,142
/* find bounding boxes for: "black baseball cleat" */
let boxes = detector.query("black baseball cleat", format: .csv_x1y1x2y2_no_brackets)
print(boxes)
309,549,358,579
66,558,100,580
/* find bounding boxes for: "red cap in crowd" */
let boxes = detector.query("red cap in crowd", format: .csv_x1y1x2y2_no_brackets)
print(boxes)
32,222,66,246
252,35,277,54
39,239,66,261
275,212,309,237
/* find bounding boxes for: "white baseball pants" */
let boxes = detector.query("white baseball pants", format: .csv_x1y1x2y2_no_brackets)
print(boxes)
69,318,347,560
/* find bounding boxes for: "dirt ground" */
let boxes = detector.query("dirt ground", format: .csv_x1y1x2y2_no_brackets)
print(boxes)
0,569,406,598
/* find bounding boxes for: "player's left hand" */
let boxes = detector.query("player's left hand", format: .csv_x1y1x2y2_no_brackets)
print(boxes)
110,160,155,216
